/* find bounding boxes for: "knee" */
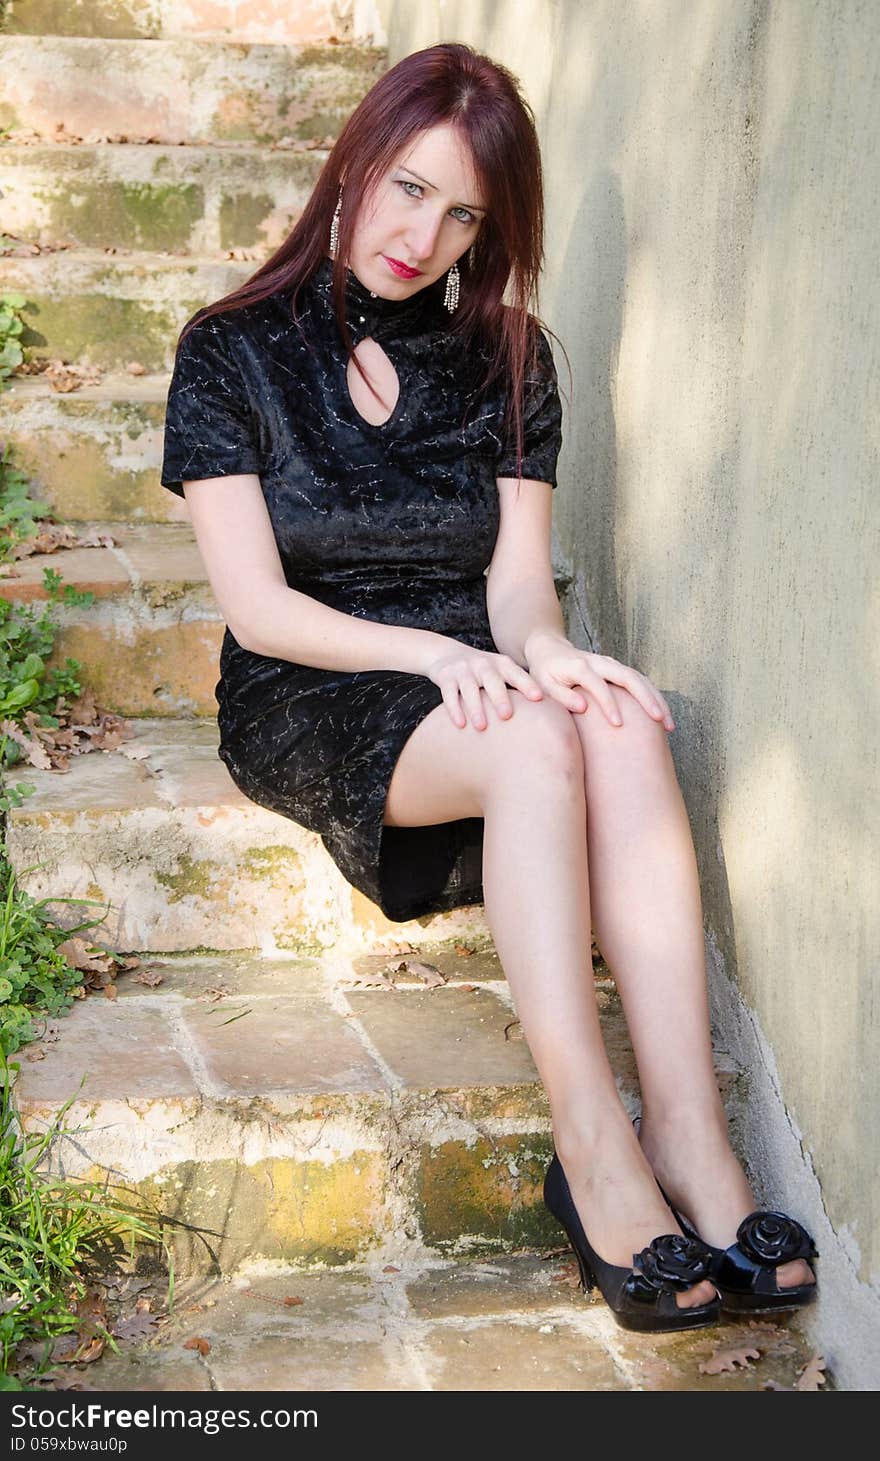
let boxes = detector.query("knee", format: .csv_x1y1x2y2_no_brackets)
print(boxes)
577,686,672,760
502,691,585,778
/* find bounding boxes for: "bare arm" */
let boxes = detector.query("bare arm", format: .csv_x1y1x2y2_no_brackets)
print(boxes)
182,472,460,675
486,477,569,667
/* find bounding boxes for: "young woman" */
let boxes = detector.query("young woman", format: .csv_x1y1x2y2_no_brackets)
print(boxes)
161,42,818,1333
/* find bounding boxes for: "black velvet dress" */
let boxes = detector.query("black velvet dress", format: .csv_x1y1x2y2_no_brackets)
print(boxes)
160,256,562,922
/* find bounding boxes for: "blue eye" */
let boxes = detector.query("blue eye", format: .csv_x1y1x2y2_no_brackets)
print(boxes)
396,179,476,226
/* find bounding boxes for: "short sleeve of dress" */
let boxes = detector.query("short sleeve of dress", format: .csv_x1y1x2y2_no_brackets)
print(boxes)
160,313,262,497
495,326,563,488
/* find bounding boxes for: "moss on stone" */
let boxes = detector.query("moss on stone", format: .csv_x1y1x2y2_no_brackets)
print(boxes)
416,1134,557,1251
19,294,180,371
46,181,203,251
5,0,150,38
219,191,276,250
155,855,220,903
133,1151,386,1272
240,845,302,878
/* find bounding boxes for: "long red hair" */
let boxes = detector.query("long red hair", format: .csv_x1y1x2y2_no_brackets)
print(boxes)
177,42,560,478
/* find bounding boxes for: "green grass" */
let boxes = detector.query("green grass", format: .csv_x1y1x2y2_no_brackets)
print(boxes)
0,285,173,1389
0,1047,171,1389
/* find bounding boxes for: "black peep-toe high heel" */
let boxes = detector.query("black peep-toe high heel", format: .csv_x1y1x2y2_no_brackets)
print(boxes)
543,1150,722,1333
632,1114,818,1315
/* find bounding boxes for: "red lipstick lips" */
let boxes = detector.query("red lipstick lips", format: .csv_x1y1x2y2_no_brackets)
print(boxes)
384,255,422,280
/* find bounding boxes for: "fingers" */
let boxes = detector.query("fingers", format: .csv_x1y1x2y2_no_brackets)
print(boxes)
438,654,544,730
573,657,676,732
620,671,676,731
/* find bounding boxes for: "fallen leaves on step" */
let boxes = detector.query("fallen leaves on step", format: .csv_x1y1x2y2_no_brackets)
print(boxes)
344,954,448,990
44,360,105,394
111,1308,159,1343
47,932,140,1004
348,967,397,990
369,939,417,956
50,1287,110,1367
401,958,447,987
199,984,233,1003
6,520,115,555
0,685,136,774
762,1353,827,1391
133,967,165,988
699,1344,761,1374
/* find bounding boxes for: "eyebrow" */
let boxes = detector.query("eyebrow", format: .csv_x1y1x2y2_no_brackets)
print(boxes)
397,165,486,214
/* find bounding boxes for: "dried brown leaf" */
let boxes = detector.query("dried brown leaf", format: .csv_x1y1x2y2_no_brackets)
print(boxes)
54,936,115,974
370,939,415,956
55,1335,105,1366
403,959,446,987
699,1344,761,1375
201,985,231,1003
795,1353,827,1391
133,969,164,988
112,1310,158,1342
0,718,54,770
349,970,397,990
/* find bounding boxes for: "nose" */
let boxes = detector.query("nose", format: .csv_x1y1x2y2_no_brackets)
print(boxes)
406,208,445,264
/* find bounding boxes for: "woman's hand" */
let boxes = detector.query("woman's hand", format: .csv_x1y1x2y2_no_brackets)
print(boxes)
423,646,545,730
525,632,676,731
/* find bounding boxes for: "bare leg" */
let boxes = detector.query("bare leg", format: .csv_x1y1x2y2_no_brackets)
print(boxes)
384,691,717,1307
571,687,814,1288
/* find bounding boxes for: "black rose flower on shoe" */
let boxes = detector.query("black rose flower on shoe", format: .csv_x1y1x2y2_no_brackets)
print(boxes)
630,1234,713,1292
736,1211,818,1265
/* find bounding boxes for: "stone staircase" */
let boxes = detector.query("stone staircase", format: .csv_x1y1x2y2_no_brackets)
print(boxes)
0,2,750,1319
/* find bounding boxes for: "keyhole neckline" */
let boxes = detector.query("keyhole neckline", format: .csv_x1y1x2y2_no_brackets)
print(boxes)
345,337,402,430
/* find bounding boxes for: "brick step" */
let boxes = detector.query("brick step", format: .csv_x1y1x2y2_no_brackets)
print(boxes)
2,716,493,952
0,35,384,144
72,1252,817,1393
0,521,575,715
10,944,747,1276
5,0,375,46
1,249,253,370
1,140,327,253
3,373,180,524
0,521,222,715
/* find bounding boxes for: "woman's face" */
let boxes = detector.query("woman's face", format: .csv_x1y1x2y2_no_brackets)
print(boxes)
346,123,486,299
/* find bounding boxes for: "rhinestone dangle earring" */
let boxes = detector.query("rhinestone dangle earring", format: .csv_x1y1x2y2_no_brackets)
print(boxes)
329,185,342,258
443,259,460,313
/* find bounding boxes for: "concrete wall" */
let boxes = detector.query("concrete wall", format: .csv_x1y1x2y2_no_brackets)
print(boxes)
384,0,879,1389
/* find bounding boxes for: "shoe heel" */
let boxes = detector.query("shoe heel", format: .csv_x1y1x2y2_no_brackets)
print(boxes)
543,1147,721,1334
573,1249,596,1294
